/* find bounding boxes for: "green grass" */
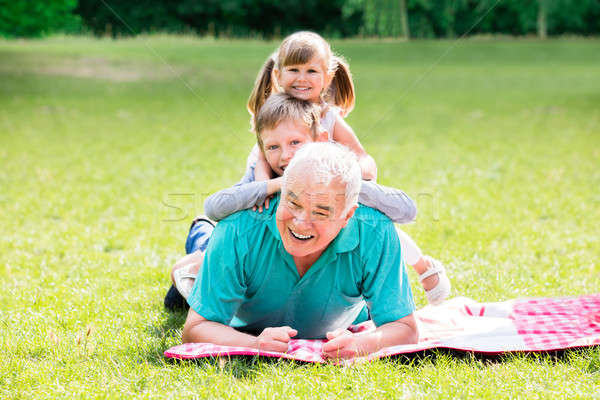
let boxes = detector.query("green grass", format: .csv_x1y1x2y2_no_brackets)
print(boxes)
1,35,599,398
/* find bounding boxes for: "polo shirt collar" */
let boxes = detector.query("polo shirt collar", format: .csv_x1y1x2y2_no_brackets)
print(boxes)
330,214,359,253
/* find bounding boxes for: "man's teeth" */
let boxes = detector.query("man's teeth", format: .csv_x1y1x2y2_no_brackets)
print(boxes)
290,229,313,240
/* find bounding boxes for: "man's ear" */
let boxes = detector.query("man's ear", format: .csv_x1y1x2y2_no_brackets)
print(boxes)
341,204,358,228
316,127,328,142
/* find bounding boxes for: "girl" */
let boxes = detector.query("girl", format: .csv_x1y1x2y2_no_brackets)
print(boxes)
246,31,377,182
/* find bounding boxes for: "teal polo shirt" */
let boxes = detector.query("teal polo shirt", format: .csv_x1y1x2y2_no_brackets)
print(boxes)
188,195,415,339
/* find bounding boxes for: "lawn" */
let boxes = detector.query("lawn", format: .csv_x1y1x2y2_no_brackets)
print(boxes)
0,35,599,399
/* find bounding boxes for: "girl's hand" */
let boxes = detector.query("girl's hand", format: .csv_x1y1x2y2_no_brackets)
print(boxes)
358,154,377,181
254,151,273,181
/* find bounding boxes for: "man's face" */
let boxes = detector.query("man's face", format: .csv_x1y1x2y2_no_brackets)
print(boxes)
276,171,356,261
260,119,325,177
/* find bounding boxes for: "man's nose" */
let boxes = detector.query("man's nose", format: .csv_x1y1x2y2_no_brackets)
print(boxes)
293,210,312,227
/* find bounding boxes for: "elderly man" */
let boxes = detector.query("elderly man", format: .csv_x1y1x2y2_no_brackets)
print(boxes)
182,142,417,359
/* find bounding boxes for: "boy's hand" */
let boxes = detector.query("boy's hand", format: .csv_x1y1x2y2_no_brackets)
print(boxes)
252,176,282,212
253,195,273,213
254,326,297,353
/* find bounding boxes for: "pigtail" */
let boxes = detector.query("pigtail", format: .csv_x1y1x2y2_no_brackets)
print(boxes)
326,55,355,117
247,53,277,133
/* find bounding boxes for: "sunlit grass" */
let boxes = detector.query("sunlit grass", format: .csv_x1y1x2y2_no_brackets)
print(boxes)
0,36,598,399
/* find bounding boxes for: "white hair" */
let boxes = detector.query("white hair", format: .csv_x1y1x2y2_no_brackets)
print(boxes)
282,142,361,213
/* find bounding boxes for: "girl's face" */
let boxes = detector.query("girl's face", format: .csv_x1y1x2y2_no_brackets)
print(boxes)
275,56,332,103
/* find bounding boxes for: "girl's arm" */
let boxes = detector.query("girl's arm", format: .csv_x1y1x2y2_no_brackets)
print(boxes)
359,181,417,224
332,115,377,181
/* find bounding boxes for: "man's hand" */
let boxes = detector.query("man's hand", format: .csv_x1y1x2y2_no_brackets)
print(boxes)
254,326,297,353
322,316,418,361
322,329,363,360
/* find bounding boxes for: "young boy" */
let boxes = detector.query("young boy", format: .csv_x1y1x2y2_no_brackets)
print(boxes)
164,93,449,310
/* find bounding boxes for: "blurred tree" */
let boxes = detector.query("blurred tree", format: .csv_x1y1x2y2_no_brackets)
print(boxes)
0,0,80,37
346,0,410,37
2,0,598,38
547,0,600,35
399,0,410,38
537,0,548,38
76,0,362,38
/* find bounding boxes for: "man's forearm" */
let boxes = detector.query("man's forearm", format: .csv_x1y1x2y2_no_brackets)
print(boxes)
182,311,297,353
182,316,257,348
355,316,418,355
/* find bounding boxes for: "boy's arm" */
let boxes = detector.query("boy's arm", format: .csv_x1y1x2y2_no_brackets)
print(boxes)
332,116,377,181
359,181,417,224
203,163,283,221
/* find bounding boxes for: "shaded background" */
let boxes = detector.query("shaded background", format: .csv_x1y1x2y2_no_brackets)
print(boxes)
1,0,599,39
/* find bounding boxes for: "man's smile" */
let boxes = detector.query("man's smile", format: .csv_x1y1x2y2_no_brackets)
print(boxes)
289,228,314,241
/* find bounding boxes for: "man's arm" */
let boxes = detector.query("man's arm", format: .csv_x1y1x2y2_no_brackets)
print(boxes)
182,308,297,353
321,313,418,360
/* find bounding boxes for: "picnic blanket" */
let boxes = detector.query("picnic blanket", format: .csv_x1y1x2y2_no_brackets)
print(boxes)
165,294,600,363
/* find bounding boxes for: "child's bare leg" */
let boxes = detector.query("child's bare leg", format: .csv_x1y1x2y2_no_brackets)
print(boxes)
170,250,205,284
412,257,439,291
397,227,451,305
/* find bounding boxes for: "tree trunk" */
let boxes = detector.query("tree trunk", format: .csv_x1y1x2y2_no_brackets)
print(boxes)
537,0,548,39
399,0,410,39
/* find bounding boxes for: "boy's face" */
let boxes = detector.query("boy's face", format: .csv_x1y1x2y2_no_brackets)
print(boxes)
260,119,326,176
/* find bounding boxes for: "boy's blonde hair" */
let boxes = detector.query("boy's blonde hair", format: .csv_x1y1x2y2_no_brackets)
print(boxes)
248,31,355,133
255,93,321,150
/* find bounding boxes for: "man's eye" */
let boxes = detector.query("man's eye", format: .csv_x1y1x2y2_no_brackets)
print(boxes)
313,211,328,218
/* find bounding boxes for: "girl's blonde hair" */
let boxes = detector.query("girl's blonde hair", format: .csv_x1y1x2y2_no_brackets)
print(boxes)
247,31,355,133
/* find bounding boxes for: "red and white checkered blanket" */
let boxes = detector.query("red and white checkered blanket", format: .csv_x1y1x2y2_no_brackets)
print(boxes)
164,295,600,364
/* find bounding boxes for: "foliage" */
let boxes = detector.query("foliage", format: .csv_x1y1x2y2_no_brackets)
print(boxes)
1,0,599,38
75,0,362,38
0,0,81,37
